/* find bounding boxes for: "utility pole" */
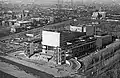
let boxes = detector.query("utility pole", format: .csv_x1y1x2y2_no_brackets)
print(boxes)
58,0,60,10
61,0,63,8
82,0,83,5
71,0,73,9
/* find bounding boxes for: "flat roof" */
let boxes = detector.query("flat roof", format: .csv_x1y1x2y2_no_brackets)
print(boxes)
17,21,32,24
8,19,17,22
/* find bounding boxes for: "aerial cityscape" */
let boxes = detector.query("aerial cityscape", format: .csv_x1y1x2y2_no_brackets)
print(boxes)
0,0,120,78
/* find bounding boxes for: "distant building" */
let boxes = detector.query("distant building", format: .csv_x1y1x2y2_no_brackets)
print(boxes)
92,12,106,19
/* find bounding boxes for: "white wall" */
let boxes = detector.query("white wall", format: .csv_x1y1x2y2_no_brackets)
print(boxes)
42,31,60,47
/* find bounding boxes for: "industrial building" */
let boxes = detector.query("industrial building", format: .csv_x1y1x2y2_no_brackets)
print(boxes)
41,30,85,64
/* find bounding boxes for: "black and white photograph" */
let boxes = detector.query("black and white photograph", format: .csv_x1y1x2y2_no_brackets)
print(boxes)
0,0,120,78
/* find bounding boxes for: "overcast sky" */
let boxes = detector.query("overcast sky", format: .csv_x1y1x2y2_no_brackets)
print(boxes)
2,0,120,4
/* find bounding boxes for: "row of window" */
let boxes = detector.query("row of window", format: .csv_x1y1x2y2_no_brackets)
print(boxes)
86,47,120,70
72,41,96,57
